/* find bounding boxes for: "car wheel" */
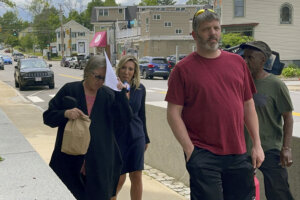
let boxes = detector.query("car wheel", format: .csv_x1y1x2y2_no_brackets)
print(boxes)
19,81,25,91
142,70,148,79
149,75,153,79
163,76,168,80
15,79,19,88
49,83,55,89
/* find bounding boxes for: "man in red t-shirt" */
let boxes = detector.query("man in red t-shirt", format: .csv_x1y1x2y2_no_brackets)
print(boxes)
165,8,265,200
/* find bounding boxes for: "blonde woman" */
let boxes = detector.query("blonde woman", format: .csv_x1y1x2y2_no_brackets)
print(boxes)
112,55,150,200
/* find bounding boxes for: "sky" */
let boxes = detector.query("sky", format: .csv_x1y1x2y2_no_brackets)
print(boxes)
0,0,187,22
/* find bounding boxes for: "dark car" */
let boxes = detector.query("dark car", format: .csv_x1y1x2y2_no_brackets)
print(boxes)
139,56,171,80
14,58,55,90
78,55,91,70
167,54,187,69
224,45,285,75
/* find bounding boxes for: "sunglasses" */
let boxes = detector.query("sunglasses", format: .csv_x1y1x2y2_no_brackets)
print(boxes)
92,72,105,81
194,8,215,18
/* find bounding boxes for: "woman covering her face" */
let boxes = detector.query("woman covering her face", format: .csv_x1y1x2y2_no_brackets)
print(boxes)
43,55,131,200
112,55,150,200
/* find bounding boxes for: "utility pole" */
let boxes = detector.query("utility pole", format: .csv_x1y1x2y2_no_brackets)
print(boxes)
69,28,72,56
60,4,64,58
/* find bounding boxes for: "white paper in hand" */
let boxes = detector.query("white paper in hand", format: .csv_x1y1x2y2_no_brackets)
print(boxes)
104,51,120,91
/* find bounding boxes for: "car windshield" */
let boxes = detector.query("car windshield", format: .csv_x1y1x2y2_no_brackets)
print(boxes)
21,59,47,69
65,57,72,61
152,59,167,64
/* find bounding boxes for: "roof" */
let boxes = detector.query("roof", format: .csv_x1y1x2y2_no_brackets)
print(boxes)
221,23,259,28
55,20,92,33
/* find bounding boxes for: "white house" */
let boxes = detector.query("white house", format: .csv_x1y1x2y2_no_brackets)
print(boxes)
221,0,300,65
55,20,94,57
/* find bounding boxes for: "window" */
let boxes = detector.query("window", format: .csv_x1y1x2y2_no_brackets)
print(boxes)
280,3,292,24
153,14,161,20
234,0,244,17
146,25,149,32
164,22,172,27
141,8,146,11
71,32,77,38
119,9,123,14
78,32,85,37
57,32,60,38
175,29,183,34
72,44,77,51
99,9,108,16
176,7,185,11
146,18,149,25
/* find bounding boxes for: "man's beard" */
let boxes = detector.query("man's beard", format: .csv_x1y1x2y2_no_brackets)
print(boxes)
196,33,219,52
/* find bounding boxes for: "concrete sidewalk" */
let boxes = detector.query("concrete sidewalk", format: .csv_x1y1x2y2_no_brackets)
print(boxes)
0,80,186,200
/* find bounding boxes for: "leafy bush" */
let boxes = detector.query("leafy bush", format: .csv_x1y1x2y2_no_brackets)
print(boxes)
221,33,254,48
281,64,300,77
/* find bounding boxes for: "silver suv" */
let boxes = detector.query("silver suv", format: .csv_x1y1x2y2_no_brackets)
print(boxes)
13,53,25,62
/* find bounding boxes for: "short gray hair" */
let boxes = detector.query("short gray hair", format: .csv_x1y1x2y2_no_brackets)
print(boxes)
192,10,220,32
83,55,106,80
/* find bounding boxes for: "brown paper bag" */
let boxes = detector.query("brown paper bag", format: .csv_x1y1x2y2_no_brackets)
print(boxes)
61,115,91,155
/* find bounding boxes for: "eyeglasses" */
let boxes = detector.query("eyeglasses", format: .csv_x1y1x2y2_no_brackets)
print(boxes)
91,72,105,81
194,8,215,18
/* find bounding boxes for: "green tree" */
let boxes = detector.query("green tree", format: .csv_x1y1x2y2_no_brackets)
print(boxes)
20,34,36,50
186,0,209,5
27,0,50,16
104,0,117,6
0,11,25,44
83,0,104,30
33,6,60,49
221,33,254,48
0,0,16,7
5,34,19,46
139,0,158,6
158,0,176,5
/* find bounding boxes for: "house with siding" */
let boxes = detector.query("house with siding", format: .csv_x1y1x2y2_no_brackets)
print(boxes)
55,20,94,57
90,5,208,60
221,0,300,65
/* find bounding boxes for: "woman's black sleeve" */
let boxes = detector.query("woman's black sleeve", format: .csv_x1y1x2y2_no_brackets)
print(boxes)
43,84,69,128
113,89,133,125
138,86,150,144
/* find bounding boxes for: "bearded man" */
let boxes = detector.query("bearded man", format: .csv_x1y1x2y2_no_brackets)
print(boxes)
165,9,265,200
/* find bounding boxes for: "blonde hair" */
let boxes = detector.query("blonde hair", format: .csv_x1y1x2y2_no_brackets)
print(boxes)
116,55,140,89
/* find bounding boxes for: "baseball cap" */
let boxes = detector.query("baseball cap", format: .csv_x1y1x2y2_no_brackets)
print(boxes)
240,41,272,59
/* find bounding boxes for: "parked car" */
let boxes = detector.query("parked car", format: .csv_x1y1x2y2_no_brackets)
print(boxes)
14,58,55,90
78,55,91,70
4,49,11,53
68,56,79,68
60,56,72,67
167,54,187,69
139,56,171,80
13,53,25,62
0,57,4,70
2,56,13,64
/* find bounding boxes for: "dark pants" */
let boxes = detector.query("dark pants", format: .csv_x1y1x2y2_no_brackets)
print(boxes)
186,147,255,200
258,149,294,200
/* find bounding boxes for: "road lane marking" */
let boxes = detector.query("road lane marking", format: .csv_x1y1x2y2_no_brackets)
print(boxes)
150,88,167,91
49,94,55,98
27,96,44,103
159,91,167,94
59,74,82,80
146,89,155,93
293,112,300,117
